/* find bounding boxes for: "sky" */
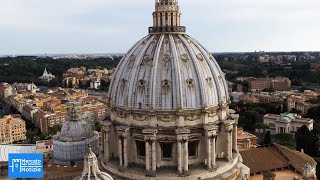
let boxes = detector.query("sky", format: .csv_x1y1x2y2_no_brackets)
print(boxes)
0,0,320,55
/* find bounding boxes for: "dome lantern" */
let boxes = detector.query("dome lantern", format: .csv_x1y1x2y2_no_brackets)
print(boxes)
149,0,186,34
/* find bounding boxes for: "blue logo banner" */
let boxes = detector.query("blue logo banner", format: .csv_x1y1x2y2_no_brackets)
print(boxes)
8,153,43,178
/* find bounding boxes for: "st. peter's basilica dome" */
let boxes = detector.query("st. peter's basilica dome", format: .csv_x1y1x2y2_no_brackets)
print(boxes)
100,0,250,179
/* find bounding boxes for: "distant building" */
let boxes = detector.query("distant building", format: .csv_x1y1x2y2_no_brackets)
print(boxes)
249,78,271,92
237,128,258,151
33,109,68,134
0,115,26,144
39,68,56,82
90,78,101,90
241,144,317,179
21,105,39,122
262,113,313,135
271,76,291,91
248,77,291,92
12,82,37,94
287,94,318,115
0,82,14,101
36,139,53,158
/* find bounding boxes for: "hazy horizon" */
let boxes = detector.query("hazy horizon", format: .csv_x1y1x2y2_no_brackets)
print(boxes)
1,0,320,55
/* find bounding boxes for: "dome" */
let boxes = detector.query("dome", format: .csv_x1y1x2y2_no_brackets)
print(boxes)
55,105,94,141
58,120,93,141
53,105,100,166
108,34,229,112
100,1,250,179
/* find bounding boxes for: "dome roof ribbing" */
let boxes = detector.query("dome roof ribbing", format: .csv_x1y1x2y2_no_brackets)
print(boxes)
107,0,229,112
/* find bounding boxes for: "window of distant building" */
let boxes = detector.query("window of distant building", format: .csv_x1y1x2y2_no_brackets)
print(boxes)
279,127,285,133
269,123,275,128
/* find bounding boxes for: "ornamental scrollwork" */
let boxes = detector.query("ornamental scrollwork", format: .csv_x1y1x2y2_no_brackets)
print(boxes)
184,114,200,121
133,114,148,121
158,115,175,122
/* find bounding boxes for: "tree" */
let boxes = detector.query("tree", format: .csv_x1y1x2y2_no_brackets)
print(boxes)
253,123,269,142
282,98,288,113
240,110,260,130
295,125,318,156
306,106,320,121
274,133,295,149
263,131,272,145
48,125,62,135
290,108,302,114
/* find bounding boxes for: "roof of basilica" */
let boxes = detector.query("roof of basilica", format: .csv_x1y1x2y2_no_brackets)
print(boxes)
107,0,229,112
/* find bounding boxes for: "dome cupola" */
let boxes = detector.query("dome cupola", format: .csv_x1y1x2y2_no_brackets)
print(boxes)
150,0,185,33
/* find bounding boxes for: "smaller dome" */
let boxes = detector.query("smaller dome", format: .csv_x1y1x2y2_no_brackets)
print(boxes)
54,104,94,142
58,120,93,141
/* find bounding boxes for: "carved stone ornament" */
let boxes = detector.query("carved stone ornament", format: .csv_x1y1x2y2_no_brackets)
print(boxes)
159,137,174,142
158,115,174,122
143,129,158,141
133,114,148,121
117,126,130,138
181,53,189,62
204,125,218,137
117,110,128,118
177,134,190,141
129,54,136,61
141,55,152,66
208,111,217,118
162,54,171,64
224,124,233,133
196,54,203,61
175,128,191,135
184,114,200,121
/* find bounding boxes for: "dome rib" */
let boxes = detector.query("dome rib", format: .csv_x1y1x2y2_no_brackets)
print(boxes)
169,34,183,109
128,35,156,110
108,34,229,111
189,35,230,103
114,36,152,108
187,36,222,105
150,35,165,110
178,34,204,109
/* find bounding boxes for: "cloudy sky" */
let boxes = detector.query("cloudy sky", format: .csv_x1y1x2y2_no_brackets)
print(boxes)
0,0,319,55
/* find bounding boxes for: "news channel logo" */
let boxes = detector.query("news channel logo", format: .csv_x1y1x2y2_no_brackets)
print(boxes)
8,153,43,178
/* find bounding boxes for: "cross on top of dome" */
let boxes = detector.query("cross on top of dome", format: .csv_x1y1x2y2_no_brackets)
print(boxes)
149,0,186,34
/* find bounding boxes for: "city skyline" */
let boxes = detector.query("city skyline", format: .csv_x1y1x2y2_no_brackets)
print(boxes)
1,0,320,55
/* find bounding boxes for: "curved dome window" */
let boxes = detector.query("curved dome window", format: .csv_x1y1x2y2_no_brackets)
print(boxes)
187,79,194,86
162,79,170,87
139,79,145,87
121,79,127,84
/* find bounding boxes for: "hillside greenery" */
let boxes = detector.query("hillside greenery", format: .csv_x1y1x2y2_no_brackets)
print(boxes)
0,56,121,87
